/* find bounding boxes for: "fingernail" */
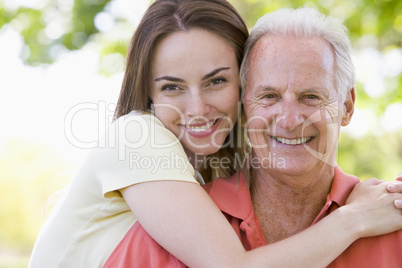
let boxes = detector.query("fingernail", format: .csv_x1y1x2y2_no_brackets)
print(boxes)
387,184,397,192
394,200,402,208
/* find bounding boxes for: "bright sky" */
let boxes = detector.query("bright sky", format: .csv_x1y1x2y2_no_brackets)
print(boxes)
1,0,401,168
0,0,149,167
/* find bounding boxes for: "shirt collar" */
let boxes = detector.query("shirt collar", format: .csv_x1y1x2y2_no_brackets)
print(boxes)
313,165,360,224
328,165,360,207
203,172,252,221
204,166,361,223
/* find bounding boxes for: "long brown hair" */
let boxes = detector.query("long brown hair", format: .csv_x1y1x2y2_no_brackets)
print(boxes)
115,0,249,179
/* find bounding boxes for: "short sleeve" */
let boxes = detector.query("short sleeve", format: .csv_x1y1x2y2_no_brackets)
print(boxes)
95,112,198,198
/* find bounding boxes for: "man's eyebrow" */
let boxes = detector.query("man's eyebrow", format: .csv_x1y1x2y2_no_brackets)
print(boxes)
254,85,280,92
255,86,330,94
154,76,185,82
202,67,231,80
299,87,331,97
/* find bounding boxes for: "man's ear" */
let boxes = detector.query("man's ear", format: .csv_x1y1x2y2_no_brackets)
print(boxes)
341,87,355,126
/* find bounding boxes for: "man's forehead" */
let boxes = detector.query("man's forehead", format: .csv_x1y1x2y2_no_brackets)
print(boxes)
245,34,337,96
250,34,334,59
247,34,335,75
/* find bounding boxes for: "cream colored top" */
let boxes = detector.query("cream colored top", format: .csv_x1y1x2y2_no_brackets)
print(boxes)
29,112,198,268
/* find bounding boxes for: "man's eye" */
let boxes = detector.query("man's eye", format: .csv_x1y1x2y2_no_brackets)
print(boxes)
162,84,179,91
306,94,319,99
264,94,275,99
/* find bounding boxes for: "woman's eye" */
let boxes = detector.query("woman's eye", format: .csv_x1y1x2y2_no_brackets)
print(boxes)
161,84,179,91
208,77,227,86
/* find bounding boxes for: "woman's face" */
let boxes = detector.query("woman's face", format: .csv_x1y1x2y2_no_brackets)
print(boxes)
150,29,240,158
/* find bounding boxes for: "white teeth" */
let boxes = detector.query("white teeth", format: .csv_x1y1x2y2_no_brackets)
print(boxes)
184,120,216,132
274,136,311,145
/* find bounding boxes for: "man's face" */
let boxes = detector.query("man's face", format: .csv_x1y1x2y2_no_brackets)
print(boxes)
244,35,354,176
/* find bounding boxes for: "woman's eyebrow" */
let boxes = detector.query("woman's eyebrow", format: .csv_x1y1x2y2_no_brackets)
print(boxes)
154,76,185,82
202,67,230,80
154,67,231,82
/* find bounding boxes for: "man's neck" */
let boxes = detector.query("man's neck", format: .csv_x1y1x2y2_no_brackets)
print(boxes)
250,166,334,244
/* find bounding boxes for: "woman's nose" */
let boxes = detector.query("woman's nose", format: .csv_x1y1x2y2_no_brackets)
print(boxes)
186,91,210,117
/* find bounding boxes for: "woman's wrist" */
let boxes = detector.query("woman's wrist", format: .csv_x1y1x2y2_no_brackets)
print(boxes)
332,206,367,240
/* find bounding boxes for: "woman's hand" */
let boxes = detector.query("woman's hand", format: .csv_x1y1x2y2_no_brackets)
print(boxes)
344,173,402,238
386,173,402,209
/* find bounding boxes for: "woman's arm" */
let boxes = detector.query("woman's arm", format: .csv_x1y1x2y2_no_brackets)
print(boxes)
120,176,402,268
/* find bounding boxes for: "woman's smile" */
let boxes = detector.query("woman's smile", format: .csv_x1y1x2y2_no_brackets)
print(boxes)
181,118,220,135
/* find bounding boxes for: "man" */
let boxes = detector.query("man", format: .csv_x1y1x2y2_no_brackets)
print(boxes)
238,7,402,267
105,8,402,267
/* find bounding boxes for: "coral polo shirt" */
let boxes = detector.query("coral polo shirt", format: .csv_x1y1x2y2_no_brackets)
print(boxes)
104,166,402,267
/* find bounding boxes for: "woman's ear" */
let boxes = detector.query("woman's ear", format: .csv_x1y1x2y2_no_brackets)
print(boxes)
341,87,356,126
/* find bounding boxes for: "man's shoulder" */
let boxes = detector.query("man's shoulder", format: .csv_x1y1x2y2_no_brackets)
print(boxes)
329,228,402,267
202,172,253,221
330,165,361,206
202,172,246,192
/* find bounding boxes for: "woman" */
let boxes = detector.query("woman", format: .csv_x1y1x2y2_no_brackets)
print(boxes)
29,1,402,267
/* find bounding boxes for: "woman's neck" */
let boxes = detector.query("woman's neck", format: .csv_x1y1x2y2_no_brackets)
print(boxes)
186,152,206,171
186,153,213,183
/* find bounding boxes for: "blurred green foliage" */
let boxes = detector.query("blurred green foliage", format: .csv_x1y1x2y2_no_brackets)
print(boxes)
0,0,401,266
338,131,402,181
0,139,72,266
0,0,400,103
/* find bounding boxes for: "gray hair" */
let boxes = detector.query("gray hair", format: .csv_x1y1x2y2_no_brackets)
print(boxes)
240,7,355,103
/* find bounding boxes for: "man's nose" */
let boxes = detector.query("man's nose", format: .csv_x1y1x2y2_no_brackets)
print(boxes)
275,100,305,131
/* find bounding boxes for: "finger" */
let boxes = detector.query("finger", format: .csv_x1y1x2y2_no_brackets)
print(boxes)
396,172,402,181
394,199,402,209
387,182,402,193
